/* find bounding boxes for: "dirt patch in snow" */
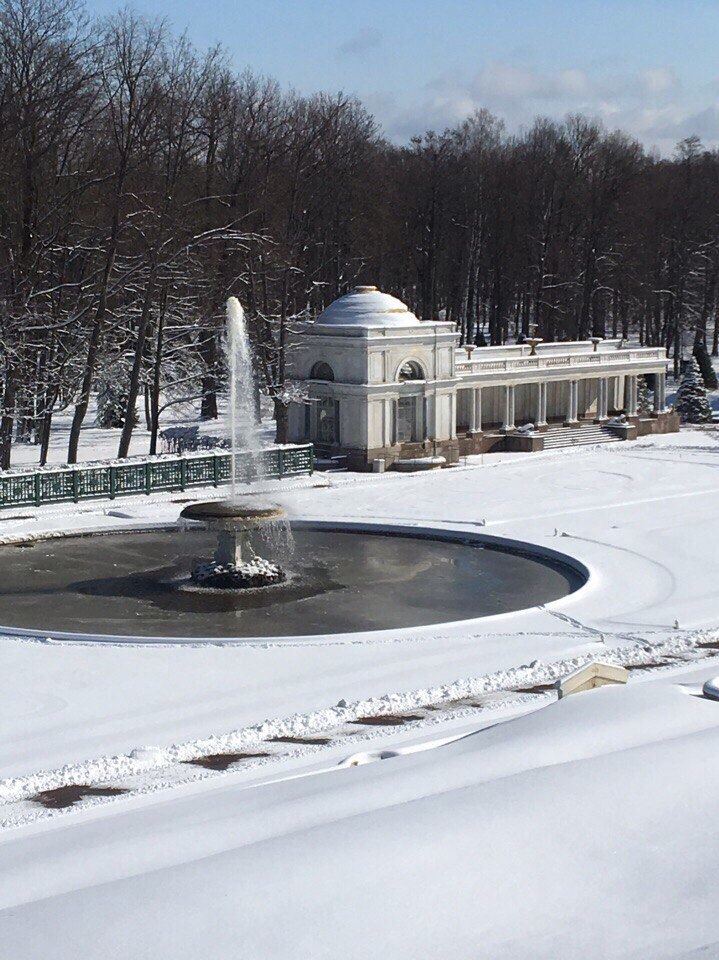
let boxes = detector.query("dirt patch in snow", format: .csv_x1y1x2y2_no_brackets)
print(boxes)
351,714,425,727
31,785,127,808
513,683,557,694
185,752,270,770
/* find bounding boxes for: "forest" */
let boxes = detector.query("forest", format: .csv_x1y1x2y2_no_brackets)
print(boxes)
2,0,719,467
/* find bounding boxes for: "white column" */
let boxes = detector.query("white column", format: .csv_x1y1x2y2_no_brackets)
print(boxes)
467,390,477,432
536,382,547,427
463,390,475,433
472,388,482,433
502,384,516,431
597,378,608,420
627,375,638,417
449,392,456,439
654,373,666,414
566,380,578,424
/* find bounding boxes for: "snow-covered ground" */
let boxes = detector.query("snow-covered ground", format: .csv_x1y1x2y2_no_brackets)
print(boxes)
7,395,280,469
2,429,719,957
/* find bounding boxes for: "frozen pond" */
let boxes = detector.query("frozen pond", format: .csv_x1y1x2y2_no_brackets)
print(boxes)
0,527,583,639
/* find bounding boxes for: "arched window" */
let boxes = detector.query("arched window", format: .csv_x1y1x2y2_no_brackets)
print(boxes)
310,361,335,382
398,360,425,382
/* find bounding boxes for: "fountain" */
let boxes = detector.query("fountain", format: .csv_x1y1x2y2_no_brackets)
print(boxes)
181,297,290,590
180,501,286,589
0,297,587,640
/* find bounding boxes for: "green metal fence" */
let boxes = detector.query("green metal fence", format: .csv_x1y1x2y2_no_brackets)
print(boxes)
0,444,314,511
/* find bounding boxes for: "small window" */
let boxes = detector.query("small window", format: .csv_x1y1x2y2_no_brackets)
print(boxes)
398,360,424,382
310,361,335,382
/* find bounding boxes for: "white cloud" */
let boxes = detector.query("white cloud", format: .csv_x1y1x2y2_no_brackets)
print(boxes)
471,62,592,103
375,60,707,155
467,61,678,107
637,102,719,146
559,69,590,98
642,67,677,95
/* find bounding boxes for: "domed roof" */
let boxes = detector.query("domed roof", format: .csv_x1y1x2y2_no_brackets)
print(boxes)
316,286,421,328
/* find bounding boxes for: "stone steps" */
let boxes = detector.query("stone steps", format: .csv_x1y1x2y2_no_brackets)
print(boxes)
541,423,622,449
314,454,349,473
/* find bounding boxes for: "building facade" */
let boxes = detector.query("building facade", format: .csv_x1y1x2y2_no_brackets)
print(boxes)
287,286,679,470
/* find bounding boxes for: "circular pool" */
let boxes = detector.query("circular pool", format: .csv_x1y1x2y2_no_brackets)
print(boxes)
0,524,585,640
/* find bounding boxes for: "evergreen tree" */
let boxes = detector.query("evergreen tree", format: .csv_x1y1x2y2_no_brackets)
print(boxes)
637,376,651,414
676,357,713,423
96,380,138,430
693,338,718,389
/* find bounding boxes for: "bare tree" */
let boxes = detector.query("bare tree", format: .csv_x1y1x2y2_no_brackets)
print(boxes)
66,10,163,462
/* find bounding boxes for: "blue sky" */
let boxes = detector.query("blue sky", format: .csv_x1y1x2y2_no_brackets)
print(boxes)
85,0,719,153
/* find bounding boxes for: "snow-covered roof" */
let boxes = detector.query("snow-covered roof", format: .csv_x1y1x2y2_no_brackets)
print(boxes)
316,286,422,328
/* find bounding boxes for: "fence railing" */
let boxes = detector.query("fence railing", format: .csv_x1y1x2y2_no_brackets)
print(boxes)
0,444,314,511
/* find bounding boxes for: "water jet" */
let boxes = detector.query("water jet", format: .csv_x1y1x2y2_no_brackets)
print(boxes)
179,296,290,589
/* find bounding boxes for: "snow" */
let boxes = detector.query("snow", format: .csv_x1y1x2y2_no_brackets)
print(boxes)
0,628,714,816
4,668,719,958
5,395,280,470
2,427,719,956
315,285,422,327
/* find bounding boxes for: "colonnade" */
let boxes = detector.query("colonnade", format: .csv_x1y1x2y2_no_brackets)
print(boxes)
459,372,668,433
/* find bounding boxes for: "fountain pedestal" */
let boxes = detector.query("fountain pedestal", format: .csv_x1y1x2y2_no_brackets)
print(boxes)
215,528,248,566
180,500,288,589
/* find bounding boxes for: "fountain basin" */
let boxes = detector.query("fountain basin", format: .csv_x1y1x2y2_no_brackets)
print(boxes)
0,522,587,641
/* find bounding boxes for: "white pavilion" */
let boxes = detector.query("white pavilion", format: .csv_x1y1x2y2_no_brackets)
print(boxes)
287,285,678,470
